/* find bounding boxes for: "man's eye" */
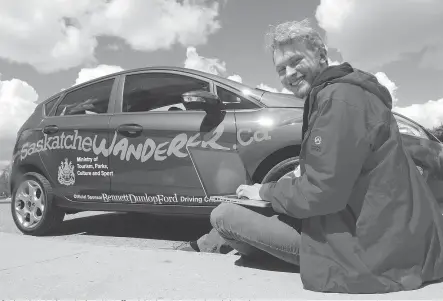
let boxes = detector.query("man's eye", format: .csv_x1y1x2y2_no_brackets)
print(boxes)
290,59,301,67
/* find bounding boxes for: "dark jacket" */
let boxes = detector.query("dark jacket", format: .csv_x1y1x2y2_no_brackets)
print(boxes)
259,63,443,293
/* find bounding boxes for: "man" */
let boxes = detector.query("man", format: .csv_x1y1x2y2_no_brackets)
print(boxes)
209,19,443,294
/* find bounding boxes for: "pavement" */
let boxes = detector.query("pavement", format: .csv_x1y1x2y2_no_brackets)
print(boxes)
2,232,443,299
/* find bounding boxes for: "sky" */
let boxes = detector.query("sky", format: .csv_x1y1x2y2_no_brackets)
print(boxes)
0,0,443,170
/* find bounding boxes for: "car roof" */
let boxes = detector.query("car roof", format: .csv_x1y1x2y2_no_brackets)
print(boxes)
41,66,253,104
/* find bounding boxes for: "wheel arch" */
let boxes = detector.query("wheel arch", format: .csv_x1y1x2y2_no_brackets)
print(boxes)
252,144,301,183
10,163,47,193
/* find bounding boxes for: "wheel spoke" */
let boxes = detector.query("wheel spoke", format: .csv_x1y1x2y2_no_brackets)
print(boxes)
17,191,30,202
15,206,26,221
35,199,45,212
27,182,37,198
28,211,36,225
14,179,47,229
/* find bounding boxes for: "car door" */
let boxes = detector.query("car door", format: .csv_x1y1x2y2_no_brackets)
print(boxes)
107,71,237,206
395,114,443,206
38,77,117,202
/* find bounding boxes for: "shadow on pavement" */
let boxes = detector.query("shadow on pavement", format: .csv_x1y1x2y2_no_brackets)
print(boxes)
53,212,212,242
234,256,300,274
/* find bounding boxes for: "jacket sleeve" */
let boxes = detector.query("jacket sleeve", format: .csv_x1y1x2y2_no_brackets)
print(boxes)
259,97,370,219
407,143,443,181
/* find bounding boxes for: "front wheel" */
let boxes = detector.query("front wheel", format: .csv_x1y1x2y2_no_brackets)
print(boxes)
261,157,300,184
11,172,65,236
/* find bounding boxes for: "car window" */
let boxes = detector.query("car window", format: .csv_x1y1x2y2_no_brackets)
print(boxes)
55,79,114,116
44,97,59,116
394,114,429,140
122,73,210,113
216,86,259,110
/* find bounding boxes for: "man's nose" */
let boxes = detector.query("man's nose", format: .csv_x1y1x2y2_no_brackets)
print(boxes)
286,66,299,78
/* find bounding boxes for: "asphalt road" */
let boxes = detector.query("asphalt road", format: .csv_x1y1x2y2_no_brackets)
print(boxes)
0,197,212,250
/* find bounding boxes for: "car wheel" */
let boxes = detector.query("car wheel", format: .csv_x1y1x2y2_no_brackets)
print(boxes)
261,156,300,184
11,172,65,236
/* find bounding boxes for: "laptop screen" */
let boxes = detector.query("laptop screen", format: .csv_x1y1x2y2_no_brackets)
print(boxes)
187,146,251,197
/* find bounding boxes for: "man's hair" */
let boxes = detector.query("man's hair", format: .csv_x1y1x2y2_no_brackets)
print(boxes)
265,18,328,60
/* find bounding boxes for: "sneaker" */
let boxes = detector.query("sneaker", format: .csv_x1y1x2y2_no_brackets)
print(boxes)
174,241,200,252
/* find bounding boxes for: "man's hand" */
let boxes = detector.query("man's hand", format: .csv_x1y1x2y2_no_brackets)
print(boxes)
236,183,263,200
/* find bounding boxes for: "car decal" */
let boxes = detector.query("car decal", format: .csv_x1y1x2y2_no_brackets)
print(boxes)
19,124,272,162
73,192,220,205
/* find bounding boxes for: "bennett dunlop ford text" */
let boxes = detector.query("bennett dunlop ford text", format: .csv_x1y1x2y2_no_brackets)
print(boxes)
19,124,271,162
73,192,214,204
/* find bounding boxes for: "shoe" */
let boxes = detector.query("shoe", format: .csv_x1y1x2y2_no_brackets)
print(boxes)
174,241,200,252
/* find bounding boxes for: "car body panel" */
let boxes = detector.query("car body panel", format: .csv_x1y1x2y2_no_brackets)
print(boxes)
9,66,443,217
38,114,113,202
108,111,238,205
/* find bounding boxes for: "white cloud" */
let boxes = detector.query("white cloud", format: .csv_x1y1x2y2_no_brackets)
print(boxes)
393,99,443,129
74,64,124,86
256,83,278,93
227,74,243,83
89,0,221,52
373,71,443,129
316,0,443,70
0,0,221,73
256,83,292,94
0,76,38,164
0,160,9,171
184,47,228,76
374,72,399,104
328,58,341,66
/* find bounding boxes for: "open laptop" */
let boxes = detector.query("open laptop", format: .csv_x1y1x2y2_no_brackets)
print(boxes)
186,145,271,208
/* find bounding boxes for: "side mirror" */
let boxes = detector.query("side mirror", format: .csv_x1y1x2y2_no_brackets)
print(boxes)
182,90,222,112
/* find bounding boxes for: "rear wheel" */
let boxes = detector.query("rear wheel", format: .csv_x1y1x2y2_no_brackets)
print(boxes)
261,157,300,184
11,172,65,236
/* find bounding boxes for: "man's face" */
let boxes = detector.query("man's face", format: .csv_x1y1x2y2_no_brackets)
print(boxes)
273,41,324,99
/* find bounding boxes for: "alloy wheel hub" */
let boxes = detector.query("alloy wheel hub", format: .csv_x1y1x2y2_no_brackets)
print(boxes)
14,180,45,229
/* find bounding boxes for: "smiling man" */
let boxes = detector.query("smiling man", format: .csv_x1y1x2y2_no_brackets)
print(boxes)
210,19,443,294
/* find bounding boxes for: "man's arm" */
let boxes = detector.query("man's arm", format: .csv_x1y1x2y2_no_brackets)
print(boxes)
407,143,443,181
259,98,371,219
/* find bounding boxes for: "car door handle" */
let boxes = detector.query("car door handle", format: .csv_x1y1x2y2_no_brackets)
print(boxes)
42,125,59,134
117,124,143,137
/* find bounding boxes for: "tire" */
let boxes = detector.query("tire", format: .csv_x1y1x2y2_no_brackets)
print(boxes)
261,156,300,184
11,172,65,236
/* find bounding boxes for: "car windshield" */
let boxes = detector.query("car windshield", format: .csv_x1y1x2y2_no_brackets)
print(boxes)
257,91,304,108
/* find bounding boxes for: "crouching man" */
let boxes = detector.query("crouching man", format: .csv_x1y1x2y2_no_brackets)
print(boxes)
210,19,443,294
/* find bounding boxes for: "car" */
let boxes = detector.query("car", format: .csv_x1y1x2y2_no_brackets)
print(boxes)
9,66,443,235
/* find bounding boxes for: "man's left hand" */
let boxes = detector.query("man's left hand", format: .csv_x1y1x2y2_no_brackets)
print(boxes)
236,183,263,200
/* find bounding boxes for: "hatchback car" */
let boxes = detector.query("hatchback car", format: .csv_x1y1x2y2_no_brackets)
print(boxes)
9,66,443,235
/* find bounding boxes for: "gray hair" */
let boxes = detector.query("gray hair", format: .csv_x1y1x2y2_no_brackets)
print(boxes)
265,18,327,59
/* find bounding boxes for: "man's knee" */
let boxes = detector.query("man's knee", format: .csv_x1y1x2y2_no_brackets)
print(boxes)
210,203,239,231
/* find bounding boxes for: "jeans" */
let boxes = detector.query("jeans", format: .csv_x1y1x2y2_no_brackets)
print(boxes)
209,203,302,265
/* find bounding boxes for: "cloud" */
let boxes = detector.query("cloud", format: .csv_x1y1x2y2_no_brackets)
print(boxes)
89,0,221,52
0,76,38,165
374,72,399,104
256,83,292,94
0,0,221,73
74,64,124,86
315,0,443,70
393,99,443,129
328,58,341,66
227,74,243,83
373,71,443,129
0,160,10,171
184,47,228,76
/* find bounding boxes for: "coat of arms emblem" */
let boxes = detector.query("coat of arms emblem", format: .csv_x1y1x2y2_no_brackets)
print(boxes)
58,158,75,186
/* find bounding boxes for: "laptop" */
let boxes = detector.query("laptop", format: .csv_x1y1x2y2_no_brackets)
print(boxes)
186,145,271,208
